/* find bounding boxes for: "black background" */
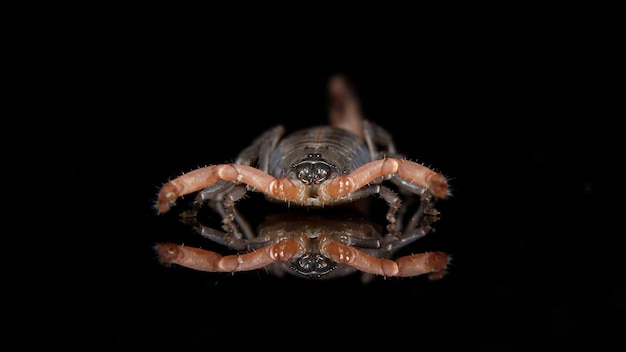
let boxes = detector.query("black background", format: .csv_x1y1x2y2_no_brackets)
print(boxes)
53,1,623,350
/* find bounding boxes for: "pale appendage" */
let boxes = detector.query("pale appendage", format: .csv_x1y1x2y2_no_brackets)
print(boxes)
156,239,305,273
319,234,449,279
322,158,449,200
156,164,301,214
157,158,447,214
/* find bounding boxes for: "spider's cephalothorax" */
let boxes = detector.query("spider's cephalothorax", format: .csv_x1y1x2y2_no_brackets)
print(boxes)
268,125,370,181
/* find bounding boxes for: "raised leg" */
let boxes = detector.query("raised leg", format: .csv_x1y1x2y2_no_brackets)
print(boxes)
322,157,449,200
156,125,286,214
157,157,448,214
362,120,398,159
156,163,302,214
234,124,285,171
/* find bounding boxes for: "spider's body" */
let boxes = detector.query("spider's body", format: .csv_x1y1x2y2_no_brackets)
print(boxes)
155,75,451,281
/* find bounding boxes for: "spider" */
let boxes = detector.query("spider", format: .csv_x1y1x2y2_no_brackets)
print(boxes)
155,75,451,280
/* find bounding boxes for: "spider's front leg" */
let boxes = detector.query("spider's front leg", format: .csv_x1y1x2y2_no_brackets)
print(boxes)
156,164,304,214
321,158,449,201
156,125,287,214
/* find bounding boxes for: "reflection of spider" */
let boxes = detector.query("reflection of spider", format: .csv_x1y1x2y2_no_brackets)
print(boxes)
155,75,451,280
159,207,448,281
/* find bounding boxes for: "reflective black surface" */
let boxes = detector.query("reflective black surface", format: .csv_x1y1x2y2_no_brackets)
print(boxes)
59,2,622,351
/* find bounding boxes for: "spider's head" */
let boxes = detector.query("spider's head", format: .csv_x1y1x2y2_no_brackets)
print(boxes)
291,153,337,185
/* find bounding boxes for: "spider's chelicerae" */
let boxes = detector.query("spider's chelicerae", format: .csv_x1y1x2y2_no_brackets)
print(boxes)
155,75,451,281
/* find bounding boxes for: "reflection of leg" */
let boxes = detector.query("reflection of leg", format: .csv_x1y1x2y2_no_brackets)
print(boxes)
320,236,449,279
180,216,247,251
156,239,304,273
184,184,254,248
395,252,449,280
